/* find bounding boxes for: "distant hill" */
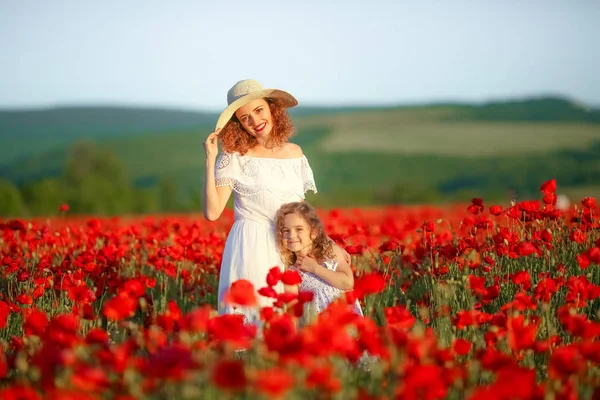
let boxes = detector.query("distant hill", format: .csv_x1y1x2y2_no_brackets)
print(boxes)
0,106,220,164
1,96,599,164
0,98,600,212
453,97,600,122
1,95,600,201
0,106,219,140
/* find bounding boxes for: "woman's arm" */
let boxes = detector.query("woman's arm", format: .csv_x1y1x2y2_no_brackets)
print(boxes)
202,157,232,221
202,130,233,221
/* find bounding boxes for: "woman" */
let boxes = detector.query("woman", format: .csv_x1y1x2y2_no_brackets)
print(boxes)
203,79,345,324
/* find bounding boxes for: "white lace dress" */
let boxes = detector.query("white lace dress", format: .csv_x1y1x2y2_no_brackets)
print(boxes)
292,259,364,324
215,151,317,324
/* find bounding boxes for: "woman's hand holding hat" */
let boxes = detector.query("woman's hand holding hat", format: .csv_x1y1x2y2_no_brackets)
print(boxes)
203,128,221,161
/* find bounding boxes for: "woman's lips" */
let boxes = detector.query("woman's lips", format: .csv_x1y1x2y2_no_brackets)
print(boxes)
254,122,267,132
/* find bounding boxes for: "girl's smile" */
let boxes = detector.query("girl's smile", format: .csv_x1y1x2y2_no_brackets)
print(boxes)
281,212,314,255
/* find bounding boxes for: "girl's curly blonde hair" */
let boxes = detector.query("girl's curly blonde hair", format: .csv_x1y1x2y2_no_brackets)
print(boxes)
219,97,294,155
275,202,334,267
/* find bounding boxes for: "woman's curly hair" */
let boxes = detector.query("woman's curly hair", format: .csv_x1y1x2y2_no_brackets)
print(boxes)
275,202,334,267
219,97,295,155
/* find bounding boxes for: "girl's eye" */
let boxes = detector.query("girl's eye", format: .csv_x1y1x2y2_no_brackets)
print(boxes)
256,108,262,113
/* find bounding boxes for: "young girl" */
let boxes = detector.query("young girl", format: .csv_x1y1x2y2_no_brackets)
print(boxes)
275,202,363,320
203,79,351,325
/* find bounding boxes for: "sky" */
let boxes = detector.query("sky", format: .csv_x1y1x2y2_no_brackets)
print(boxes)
1,0,599,111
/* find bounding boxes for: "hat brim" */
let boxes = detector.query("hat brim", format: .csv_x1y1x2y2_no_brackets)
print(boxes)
215,89,298,130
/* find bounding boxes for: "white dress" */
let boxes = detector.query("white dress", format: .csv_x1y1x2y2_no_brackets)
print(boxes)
293,260,374,368
291,260,364,324
214,151,317,324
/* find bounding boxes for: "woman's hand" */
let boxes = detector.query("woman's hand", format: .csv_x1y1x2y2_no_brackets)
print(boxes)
295,254,319,274
203,128,221,160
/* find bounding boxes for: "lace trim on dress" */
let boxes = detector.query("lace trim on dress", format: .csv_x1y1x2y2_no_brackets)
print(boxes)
304,180,318,194
214,151,318,198
215,177,314,200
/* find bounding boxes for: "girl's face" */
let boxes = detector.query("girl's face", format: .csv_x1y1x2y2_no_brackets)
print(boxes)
281,212,314,255
234,98,273,139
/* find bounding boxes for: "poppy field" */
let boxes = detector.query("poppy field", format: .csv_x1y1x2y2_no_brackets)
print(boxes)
0,179,599,399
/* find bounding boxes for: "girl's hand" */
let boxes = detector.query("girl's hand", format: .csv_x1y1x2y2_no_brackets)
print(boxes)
203,129,221,160
295,254,319,274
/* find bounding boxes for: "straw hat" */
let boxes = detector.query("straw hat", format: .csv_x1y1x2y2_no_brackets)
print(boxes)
215,79,298,130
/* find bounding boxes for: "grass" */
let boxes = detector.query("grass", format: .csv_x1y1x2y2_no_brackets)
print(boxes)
317,121,600,156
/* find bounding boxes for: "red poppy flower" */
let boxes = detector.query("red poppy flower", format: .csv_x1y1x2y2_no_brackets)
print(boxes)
258,286,278,298
353,272,386,299
254,368,295,398
298,290,314,303
281,270,301,286
517,241,538,257
211,360,247,391
540,179,556,194
224,280,257,307
103,293,138,321
16,294,33,305
384,305,415,329
23,309,48,336
453,338,472,356
266,266,282,286
0,301,11,329
582,197,596,209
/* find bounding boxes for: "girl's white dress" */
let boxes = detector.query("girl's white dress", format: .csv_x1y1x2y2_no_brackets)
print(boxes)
215,151,317,324
291,259,364,321
293,260,374,368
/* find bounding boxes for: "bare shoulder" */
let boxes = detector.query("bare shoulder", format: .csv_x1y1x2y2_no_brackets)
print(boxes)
283,142,303,158
331,241,344,257
330,239,351,267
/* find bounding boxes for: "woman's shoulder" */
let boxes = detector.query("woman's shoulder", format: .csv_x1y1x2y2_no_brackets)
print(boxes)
282,143,303,158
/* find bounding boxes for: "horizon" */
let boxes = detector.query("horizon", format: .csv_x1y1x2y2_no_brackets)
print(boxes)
0,93,596,113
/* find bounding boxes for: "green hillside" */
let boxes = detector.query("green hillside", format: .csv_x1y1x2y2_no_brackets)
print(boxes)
1,97,598,164
0,106,219,164
1,96,600,216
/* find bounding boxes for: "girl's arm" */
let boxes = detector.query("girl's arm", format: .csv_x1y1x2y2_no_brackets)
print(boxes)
296,245,354,291
284,283,299,294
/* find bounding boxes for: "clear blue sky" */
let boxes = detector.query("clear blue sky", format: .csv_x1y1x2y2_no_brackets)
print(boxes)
1,0,599,111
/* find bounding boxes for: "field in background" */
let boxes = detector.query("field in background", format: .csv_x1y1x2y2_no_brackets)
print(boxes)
318,121,600,156
1,97,600,216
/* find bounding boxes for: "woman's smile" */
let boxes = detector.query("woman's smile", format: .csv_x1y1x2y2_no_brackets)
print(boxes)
254,122,267,133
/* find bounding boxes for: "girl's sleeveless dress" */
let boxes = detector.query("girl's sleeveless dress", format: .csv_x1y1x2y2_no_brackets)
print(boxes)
291,259,364,321
215,151,317,324
292,260,374,368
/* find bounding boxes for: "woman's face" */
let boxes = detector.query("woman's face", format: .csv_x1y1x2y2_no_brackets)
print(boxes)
234,98,273,139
